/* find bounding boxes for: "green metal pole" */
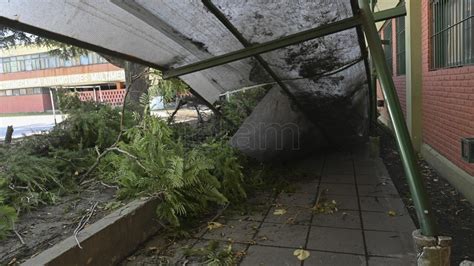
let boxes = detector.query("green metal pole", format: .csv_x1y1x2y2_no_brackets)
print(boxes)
369,67,378,129
369,0,378,131
358,0,438,236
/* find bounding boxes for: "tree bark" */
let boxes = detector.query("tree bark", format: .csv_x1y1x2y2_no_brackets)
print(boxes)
124,61,149,105
5,125,13,144
99,54,149,106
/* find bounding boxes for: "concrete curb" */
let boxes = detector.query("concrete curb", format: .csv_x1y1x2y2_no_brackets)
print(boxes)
22,197,161,266
421,143,474,205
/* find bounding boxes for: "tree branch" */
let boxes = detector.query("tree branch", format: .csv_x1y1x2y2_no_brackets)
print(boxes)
79,69,148,182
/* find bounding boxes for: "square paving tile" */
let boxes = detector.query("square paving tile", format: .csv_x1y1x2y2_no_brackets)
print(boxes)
321,174,355,184
327,195,359,210
356,174,394,185
362,211,416,232
275,192,315,207
354,168,376,177
325,159,353,166
325,151,352,161
307,227,365,254
359,196,409,214
256,223,309,248
320,183,357,196
367,256,416,266
265,205,312,225
354,163,376,172
294,161,324,177
312,210,361,229
240,245,301,266
201,220,259,243
358,183,400,198
292,180,319,194
365,230,416,258
324,166,354,175
222,202,271,222
303,251,366,266
246,191,275,204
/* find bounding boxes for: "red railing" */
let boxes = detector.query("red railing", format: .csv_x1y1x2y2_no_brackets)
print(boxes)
78,89,125,107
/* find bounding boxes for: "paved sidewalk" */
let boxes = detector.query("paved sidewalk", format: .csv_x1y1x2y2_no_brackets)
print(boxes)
125,148,417,265
0,114,65,139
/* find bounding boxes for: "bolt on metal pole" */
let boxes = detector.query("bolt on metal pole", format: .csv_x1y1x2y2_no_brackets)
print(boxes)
358,0,438,236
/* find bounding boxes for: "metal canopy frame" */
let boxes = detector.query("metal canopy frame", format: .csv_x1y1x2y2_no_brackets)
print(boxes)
165,0,437,237
163,5,406,79
200,0,336,145
0,0,436,236
200,0,302,113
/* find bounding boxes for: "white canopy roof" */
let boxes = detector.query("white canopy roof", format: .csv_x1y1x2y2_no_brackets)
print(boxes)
0,0,364,104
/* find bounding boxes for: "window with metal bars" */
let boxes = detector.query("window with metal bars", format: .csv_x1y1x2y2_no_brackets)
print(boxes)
383,21,393,75
396,16,406,75
430,0,474,69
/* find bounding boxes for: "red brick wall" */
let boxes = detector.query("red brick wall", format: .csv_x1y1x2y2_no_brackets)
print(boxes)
421,0,474,176
0,94,51,113
78,89,125,107
377,19,407,124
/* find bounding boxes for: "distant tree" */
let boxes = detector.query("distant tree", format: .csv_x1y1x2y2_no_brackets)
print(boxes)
0,26,40,49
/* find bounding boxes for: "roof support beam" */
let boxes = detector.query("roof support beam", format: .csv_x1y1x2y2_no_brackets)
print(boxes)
164,5,406,79
201,0,336,144
163,16,360,78
373,5,407,22
200,1,298,106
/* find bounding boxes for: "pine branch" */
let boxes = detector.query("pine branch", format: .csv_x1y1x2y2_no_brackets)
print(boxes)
79,69,148,182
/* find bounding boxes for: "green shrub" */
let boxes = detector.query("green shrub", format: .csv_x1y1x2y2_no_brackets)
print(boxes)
0,146,62,212
198,139,246,202
219,86,269,134
99,115,247,226
0,93,131,238
0,204,16,240
56,93,127,151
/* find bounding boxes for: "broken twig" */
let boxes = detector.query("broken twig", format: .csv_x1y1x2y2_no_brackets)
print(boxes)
73,201,98,249
11,219,25,245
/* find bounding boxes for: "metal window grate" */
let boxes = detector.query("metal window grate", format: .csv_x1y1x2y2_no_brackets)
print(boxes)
430,0,474,70
383,21,393,75
396,16,406,75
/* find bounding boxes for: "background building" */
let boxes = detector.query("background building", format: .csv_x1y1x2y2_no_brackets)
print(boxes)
0,46,126,113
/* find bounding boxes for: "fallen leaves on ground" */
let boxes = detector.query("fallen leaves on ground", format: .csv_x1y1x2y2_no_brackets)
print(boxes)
273,208,287,215
235,250,246,259
312,199,338,214
388,210,397,216
207,222,224,230
293,249,310,261
245,240,257,245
